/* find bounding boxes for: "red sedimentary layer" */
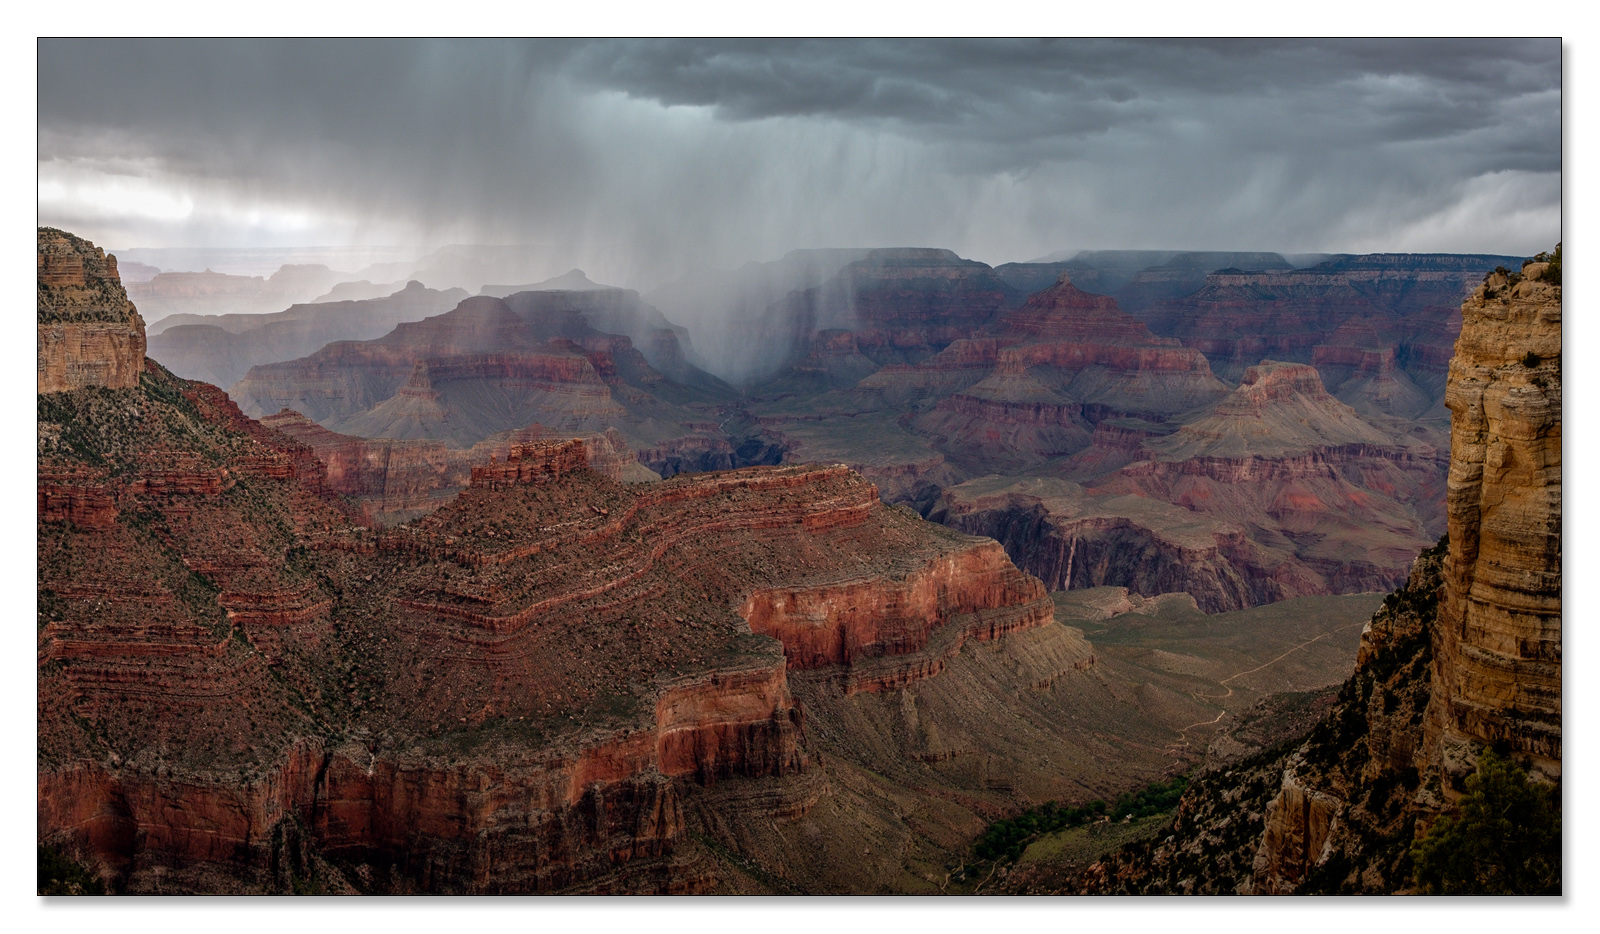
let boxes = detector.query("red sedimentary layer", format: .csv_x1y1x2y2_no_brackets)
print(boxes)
1139,264,1477,389
994,278,1214,374
41,350,1049,892
933,393,1082,427
260,409,643,521
742,541,1053,690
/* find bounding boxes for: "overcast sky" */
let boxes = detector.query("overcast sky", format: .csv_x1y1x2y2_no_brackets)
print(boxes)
37,38,1561,288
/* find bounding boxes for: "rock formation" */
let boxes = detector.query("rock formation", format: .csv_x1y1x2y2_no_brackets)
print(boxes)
1055,251,1561,895
1112,251,1297,311
747,248,1024,376
1137,253,1521,395
147,281,469,389
38,228,146,393
747,275,1230,487
259,410,658,523
931,476,1290,613
39,347,1059,892
227,291,736,477
1431,261,1562,781
932,361,1446,608
732,271,1448,604
44,228,1466,894
127,263,348,324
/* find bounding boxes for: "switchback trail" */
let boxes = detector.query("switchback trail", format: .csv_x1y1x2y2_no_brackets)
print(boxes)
1164,619,1368,754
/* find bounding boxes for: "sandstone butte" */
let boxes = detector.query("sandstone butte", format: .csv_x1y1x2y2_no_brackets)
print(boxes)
1043,256,1561,896
224,289,739,478
44,228,1181,894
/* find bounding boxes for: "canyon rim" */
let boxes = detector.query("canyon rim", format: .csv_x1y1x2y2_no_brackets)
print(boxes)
35,36,1563,903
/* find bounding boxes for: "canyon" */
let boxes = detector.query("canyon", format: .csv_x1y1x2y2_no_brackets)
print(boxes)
1012,251,1562,895
42,225,1556,895
39,229,1213,893
224,289,736,478
147,281,469,390
736,267,1452,608
141,244,1494,610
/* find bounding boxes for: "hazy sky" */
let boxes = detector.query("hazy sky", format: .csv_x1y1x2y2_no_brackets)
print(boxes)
37,38,1561,288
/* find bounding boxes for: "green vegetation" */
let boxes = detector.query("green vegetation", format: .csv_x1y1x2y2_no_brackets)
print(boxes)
1410,749,1560,894
1525,243,1561,286
37,844,105,895
974,775,1188,863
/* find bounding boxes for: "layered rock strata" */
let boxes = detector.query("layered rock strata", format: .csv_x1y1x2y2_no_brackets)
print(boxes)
932,475,1323,613
260,410,657,522
1061,252,1562,895
228,292,734,476
1089,362,1446,600
1137,253,1519,395
147,281,468,389
37,229,1060,892
38,228,147,393
1431,263,1561,778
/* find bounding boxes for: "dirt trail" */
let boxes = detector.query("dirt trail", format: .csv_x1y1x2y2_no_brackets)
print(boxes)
1164,620,1367,753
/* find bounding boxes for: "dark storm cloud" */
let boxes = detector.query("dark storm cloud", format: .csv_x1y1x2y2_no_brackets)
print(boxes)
36,38,1560,286
565,39,1558,162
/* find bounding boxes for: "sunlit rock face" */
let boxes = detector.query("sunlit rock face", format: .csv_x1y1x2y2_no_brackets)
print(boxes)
38,227,147,393
1430,263,1562,781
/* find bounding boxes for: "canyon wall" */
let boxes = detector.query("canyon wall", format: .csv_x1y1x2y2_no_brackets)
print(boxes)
1067,255,1562,895
37,225,1063,893
1430,262,1562,780
38,228,147,393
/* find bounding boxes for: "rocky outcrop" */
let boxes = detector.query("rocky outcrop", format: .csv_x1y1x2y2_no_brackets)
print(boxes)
228,293,733,477
38,439,1052,891
932,475,1309,613
1114,252,1296,310
741,540,1053,689
1431,263,1562,780
38,233,1059,895
768,248,1025,369
744,276,1231,491
911,356,1094,473
1063,250,1563,896
1091,363,1446,600
38,228,146,393
1137,253,1520,391
260,410,656,522
979,276,1229,422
